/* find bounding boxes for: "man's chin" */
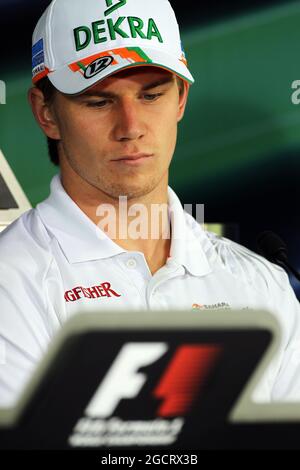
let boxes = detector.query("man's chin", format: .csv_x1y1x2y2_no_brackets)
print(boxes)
100,178,162,201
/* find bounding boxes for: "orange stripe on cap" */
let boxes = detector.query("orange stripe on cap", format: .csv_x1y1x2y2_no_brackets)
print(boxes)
32,67,50,84
112,47,148,62
68,47,149,73
179,54,188,66
69,51,119,72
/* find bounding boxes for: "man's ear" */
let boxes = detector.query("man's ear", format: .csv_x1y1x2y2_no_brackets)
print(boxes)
27,87,61,140
177,81,190,123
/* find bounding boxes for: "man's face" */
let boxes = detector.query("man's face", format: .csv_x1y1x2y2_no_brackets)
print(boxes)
48,67,188,200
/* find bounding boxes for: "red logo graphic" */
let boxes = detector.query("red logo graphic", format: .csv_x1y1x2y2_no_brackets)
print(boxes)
84,342,222,419
64,282,121,302
154,345,222,417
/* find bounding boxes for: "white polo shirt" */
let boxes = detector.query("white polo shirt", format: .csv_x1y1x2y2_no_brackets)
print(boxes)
0,174,300,408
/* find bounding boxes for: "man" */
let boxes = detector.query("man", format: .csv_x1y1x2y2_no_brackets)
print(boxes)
0,0,300,408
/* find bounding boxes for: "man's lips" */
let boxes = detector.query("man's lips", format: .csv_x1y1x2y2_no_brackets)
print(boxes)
112,153,153,161
111,153,153,165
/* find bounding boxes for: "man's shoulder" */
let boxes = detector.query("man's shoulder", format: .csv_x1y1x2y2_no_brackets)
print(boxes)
207,230,290,292
0,208,53,269
184,212,289,293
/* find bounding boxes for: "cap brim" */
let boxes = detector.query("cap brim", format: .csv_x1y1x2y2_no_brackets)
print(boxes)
47,46,194,95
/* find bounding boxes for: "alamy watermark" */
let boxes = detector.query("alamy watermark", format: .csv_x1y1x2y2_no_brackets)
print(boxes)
291,80,300,105
95,198,205,241
0,80,6,105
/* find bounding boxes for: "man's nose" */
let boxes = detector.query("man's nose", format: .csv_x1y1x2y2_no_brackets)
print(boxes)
113,99,146,142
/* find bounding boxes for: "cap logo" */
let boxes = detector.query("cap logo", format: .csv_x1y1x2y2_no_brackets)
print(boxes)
74,0,163,53
32,0,194,88
104,0,127,17
84,56,113,78
32,39,45,79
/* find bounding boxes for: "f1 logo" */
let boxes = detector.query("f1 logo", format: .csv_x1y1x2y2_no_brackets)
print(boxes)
86,343,167,418
85,342,221,418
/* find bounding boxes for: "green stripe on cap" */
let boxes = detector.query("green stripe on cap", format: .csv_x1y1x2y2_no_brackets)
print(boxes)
127,47,152,62
77,61,87,72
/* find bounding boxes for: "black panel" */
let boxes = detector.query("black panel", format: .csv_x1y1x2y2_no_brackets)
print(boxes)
0,172,18,209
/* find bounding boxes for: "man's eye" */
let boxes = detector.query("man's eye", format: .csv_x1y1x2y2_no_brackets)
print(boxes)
143,93,163,101
87,100,109,108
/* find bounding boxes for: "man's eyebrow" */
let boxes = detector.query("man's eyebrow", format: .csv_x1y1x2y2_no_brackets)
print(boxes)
78,90,117,99
79,76,174,99
141,76,174,91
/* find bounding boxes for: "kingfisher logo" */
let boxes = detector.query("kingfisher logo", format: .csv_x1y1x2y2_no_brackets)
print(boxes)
69,342,221,447
64,281,121,302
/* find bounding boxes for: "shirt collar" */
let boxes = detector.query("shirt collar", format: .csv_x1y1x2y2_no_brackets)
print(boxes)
36,174,211,276
37,175,125,263
167,187,211,277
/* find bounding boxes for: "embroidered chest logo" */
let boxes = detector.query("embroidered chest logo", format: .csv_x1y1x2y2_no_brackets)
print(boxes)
192,302,231,311
64,282,121,303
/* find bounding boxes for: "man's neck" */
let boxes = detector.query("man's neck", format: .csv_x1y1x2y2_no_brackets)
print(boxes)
61,171,172,276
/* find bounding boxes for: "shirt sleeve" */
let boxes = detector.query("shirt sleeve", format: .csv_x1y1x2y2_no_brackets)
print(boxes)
206,232,300,402
226,238,300,402
265,268,300,401
0,261,53,408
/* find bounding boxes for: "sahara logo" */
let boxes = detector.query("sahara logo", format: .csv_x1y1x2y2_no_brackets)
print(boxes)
192,302,231,311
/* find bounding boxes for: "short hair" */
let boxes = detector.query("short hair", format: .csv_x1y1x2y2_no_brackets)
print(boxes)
35,77,60,166
35,74,185,167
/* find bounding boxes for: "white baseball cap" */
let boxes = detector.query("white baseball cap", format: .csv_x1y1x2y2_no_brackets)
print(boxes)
32,0,194,95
